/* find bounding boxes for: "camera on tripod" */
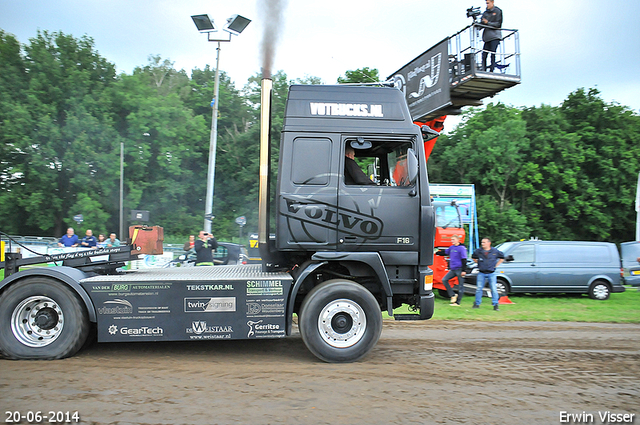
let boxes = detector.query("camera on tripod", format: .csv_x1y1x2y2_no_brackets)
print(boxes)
466,6,481,22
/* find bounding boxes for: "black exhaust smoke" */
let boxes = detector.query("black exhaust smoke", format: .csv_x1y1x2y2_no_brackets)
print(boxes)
259,0,288,78
258,0,287,270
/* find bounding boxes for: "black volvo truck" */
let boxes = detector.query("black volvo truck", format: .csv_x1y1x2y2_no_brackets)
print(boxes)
0,80,437,362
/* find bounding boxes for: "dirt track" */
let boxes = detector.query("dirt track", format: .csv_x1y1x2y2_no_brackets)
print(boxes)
1,320,639,425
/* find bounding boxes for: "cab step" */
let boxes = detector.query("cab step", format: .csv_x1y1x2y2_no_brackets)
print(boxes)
393,314,422,321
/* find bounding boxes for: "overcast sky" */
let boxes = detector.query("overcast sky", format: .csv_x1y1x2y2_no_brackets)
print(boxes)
1,0,639,132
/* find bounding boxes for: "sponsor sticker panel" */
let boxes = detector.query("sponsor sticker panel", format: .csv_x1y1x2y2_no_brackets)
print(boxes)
83,276,291,342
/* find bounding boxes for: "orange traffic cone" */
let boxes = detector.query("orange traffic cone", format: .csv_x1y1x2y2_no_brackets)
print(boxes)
499,295,514,304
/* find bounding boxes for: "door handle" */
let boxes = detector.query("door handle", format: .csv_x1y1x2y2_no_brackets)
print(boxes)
343,236,357,244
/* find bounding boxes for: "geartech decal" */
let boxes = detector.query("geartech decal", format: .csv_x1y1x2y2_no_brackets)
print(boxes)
108,324,163,337
282,197,383,238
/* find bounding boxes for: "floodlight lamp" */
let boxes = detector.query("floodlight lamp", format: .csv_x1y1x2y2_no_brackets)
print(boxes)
191,14,217,32
223,14,251,35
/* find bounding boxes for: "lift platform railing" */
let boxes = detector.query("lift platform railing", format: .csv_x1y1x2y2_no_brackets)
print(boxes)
448,23,520,80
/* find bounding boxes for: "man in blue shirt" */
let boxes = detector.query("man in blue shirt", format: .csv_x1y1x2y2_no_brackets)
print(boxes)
442,235,468,306
80,229,98,248
472,237,505,310
58,227,79,247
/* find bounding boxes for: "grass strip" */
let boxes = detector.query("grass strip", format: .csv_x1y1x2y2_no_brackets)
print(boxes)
384,286,640,323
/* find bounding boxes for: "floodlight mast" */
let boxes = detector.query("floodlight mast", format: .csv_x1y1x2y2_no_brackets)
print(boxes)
191,14,251,233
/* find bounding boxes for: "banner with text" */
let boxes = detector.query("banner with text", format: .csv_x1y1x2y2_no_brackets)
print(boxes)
390,38,451,121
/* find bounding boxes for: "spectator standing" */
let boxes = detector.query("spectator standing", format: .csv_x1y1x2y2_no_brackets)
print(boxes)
472,237,505,310
441,235,468,306
183,235,196,252
58,227,79,247
194,230,218,266
107,233,121,248
80,229,98,249
481,0,503,72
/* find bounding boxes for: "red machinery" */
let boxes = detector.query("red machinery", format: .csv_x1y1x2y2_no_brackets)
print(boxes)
416,116,468,297
431,199,466,297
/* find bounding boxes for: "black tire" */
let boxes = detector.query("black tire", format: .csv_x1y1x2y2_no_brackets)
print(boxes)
0,278,90,359
588,280,611,300
496,278,510,296
299,279,382,363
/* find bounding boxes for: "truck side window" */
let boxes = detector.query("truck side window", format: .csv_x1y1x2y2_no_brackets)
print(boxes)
291,138,331,185
344,139,414,186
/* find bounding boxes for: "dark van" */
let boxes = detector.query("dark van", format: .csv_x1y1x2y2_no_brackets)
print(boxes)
480,241,625,300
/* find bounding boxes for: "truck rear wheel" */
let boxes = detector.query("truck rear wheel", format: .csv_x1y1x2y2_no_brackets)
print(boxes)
0,278,90,360
299,279,382,363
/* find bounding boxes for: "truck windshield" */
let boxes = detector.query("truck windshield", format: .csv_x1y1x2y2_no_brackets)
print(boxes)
434,203,461,228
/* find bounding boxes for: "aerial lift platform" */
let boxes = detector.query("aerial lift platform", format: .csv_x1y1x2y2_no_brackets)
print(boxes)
390,22,521,122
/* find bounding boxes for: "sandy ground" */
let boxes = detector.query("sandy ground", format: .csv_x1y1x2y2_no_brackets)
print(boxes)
1,320,639,425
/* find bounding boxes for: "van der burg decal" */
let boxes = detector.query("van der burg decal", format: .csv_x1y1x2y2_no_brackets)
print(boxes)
282,197,383,239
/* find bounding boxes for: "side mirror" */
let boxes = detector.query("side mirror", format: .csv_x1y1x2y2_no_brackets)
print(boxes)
421,125,440,142
505,255,514,262
407,148,419,185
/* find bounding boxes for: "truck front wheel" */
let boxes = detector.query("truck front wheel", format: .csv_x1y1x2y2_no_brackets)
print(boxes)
299,279,382,363
0,278,90,360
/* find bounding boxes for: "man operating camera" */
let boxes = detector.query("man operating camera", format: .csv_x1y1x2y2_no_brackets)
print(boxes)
480,0,503,72
194,230,219,266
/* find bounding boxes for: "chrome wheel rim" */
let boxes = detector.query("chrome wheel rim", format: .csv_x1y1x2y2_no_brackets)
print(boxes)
318,298,366,348
496,281,507,294
11,296,64,347
593,284,609,299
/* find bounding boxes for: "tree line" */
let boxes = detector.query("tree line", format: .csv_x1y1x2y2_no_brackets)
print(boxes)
428,92,640,243
1,30,638,244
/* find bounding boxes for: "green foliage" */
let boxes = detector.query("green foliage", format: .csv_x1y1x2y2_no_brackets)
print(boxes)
1,29,638,248
337,67,380,84
0,30,118,236
475,195,529,244
295,75,323,85
66,193,110,235
385,288,640,323
431,92,640,243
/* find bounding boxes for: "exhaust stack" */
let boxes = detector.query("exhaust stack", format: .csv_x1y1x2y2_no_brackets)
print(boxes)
258,78,273,266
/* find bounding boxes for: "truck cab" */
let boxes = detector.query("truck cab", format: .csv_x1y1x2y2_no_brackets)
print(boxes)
260,84,437,319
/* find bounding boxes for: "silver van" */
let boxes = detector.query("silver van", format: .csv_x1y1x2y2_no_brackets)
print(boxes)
487,241,625,300
621,241,640,286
